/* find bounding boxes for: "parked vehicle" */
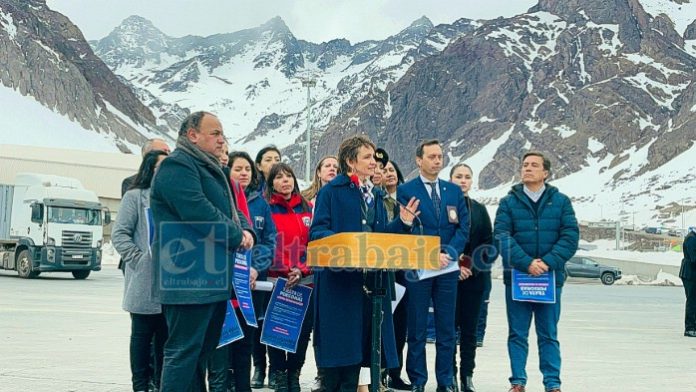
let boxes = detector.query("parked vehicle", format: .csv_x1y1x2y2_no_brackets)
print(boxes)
565,256,622,285
667,228,686,237
644,227,663,235
0,173,110,279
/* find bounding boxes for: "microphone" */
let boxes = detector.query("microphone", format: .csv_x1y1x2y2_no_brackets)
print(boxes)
393,197,424,236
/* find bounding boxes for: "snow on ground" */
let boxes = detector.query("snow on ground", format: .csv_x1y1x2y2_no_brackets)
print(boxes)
576,239,683,266
616,271,682,286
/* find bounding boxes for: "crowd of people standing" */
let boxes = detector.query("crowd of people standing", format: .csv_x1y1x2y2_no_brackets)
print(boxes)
113,111,582,392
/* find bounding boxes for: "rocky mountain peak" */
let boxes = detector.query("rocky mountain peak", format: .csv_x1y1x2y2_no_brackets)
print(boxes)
408,15,434,30
115,15,166,39
92,15,173,71
1,0,170,152
260,16,291,35
530,0,650,52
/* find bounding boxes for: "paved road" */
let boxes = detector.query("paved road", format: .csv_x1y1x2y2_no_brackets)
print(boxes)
0,268,693,392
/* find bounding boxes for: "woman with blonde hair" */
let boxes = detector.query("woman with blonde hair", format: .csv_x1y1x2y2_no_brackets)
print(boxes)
301,155,339,204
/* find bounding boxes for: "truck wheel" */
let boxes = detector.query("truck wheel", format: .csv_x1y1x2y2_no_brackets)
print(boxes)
72,270,91,280
601,272,615,285
17,250,39,279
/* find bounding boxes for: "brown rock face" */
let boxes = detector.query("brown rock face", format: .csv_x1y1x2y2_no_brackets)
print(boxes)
0,0,170,151
314,0,696,188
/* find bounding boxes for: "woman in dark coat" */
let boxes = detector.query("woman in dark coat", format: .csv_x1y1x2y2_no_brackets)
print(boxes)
450,163,497,392
380,159,411,390
251,145,282,387
224,151,277,392
309,135,420,391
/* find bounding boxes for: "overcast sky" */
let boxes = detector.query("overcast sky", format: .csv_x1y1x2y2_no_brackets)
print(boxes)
46,0,537,43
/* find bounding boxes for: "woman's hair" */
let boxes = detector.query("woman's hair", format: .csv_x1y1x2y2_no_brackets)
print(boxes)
301,155,337,201
228,151,259,191
265,162,311,213
337,135,375,175
254,145,282,182
129,150,169,190
449,163,473,179
389,160,405,185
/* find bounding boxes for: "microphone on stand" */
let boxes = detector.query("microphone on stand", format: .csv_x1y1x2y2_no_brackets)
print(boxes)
393,197,424,236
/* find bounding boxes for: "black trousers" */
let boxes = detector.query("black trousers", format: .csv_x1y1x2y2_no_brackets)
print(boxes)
683,279,696,331
320,365,361,392
388,273,408,380
130,313,168,391
453,286,484,380
160,301,227,392
252,292,272,373
207,307,256,392
267,295,314,372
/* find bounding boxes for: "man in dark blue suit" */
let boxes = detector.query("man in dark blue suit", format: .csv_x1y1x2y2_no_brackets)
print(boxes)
397,140,469,392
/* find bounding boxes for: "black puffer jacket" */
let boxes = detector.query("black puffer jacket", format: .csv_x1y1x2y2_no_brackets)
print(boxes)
680,231,696,281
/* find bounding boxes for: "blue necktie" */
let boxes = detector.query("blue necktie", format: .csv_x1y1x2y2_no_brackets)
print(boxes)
428,182,440,214
360,185,373,207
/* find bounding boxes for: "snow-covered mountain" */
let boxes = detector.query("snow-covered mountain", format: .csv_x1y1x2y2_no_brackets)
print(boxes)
2,0,695,230
0,0,175,153
90,14,478,168
314,0,696,228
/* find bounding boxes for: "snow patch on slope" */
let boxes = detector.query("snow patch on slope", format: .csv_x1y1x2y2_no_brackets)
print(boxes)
0,84,126,152
639,0,696,36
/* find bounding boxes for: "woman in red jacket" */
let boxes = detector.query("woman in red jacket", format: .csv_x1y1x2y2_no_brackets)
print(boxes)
264,162,313,392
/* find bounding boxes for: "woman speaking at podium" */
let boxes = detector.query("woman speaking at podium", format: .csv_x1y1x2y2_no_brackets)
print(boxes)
310,135,420,391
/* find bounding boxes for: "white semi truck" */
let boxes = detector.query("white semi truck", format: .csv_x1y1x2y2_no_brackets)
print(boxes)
0,173,110,279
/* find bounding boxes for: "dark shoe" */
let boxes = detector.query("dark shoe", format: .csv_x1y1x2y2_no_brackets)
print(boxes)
269,369,278,389
508,385,526,392
251,367,265,389
435,386,457,392
287,369,301,392
411,386,425,392
388,376,412,391
272,370,288,392
685,330,696,337
461,376,475,392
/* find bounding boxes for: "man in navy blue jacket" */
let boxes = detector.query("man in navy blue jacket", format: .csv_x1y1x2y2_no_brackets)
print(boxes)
151,111,255,392
494,152,579,392
397,140,469,392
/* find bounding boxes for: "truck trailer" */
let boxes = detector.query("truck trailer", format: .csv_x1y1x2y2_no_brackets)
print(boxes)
0,173,110,279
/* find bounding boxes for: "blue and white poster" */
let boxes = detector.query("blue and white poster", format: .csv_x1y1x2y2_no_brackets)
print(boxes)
260,278,312,353
511,269,556,304
218,300,244,348
233,250,258,327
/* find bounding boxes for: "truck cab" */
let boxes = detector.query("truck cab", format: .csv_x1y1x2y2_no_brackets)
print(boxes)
0,173,110,279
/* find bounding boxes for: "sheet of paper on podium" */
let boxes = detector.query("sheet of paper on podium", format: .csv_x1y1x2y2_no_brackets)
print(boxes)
417,260,459,280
